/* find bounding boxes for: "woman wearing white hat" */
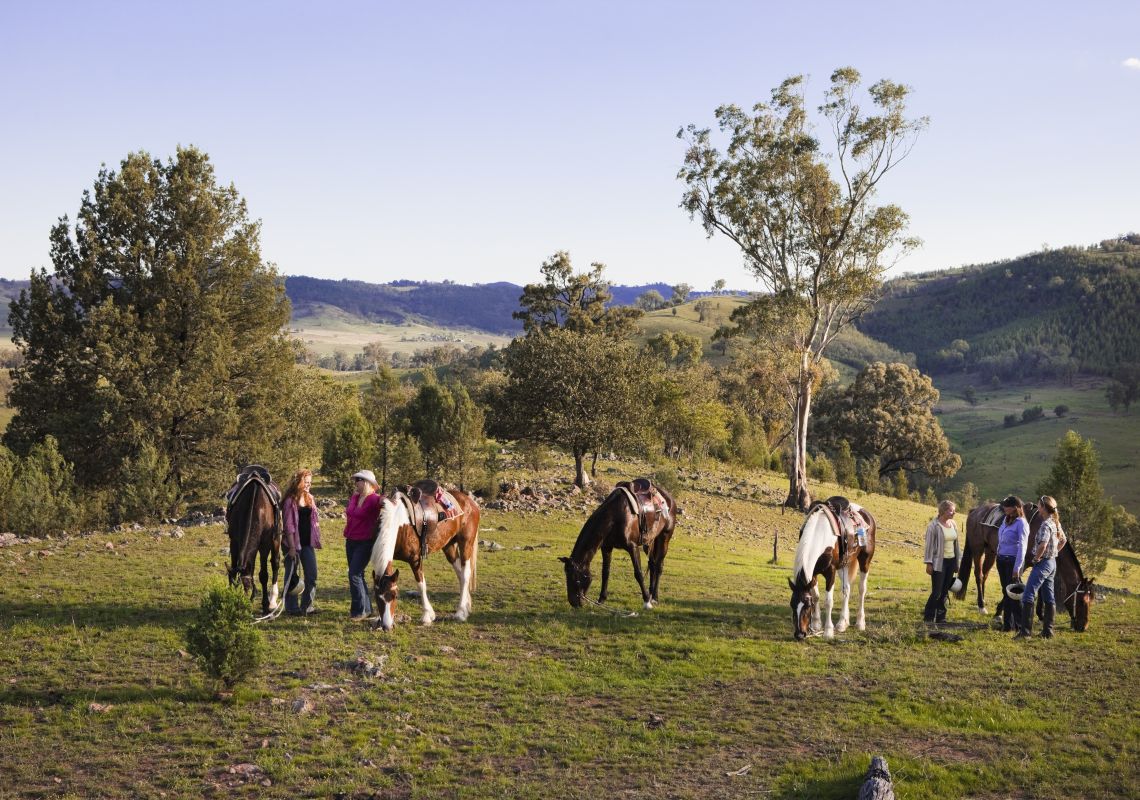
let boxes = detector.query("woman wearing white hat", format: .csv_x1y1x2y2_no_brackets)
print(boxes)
344,469,381,620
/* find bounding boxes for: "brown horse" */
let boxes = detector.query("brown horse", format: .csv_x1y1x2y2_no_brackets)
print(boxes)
560,482,678,610
368,487,480,631
954,501,1093,631
788,497,876,640
226,469,282,615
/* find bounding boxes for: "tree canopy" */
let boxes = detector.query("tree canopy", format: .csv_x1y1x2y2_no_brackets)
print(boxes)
512,251,642,338
679,67,926,508
5,147,302,507
1037,430,1113,577
812,362,962,481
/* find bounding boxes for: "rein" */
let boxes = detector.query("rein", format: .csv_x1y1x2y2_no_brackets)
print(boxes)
252,549,292,625
580,592,639,618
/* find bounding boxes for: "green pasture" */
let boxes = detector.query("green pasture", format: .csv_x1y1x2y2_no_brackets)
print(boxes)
2,459,1137,799
934,375,1140,511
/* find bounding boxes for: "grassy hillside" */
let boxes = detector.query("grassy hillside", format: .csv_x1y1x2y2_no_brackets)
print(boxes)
1,455,1136,798
933,374,1140,510
292,304,512,358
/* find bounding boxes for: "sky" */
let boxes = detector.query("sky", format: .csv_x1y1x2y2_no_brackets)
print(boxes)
1,1,1138,290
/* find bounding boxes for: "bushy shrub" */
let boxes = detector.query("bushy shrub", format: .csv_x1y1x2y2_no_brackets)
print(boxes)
387,432,424,489
185,583,264,690
2,437,82,537
808,452,836,483
833,441,858,489
321,409,375,494
1054,404,1069,418
856,459,880,494
115,440,179,523
1021,405,1044,423
516,439,550,472
651,465,682,497
1003,414,1019,428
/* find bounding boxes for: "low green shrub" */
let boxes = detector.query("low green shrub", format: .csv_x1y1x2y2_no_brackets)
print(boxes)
185,583,264,691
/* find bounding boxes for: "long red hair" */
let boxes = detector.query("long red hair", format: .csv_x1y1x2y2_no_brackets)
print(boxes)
285,469,314,506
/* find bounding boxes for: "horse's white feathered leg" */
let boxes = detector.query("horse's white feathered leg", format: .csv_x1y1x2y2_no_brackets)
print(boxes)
452,558,472,622
419,577,436,626
856,569,868,631
810,584,822,633
837,567,851,633
268,583,279,611
823,584,835,639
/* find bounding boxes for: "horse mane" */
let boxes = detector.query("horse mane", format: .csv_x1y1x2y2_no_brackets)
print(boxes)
370,495,408,579
793,502,835,588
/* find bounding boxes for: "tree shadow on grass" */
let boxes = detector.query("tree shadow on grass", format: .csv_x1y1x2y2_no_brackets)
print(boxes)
0,683,207,708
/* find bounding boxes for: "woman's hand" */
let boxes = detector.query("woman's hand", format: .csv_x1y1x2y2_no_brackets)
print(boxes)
925,563,933,576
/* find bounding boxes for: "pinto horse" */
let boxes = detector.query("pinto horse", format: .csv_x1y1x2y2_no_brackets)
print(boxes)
368,487,480,631
226,471,282,615
788,497,876,640
954,501,1094,631
560,482,678,610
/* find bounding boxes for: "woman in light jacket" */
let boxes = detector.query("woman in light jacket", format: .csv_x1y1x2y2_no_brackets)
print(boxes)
283,469,321,615
922,499,960,625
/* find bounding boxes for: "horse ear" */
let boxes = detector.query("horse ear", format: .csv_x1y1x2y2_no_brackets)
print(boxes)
558,556,570,564
390,568,399,581
787,578,796,591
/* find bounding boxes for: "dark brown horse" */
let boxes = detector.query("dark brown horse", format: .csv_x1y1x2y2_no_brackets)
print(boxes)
560,482,678,610
226,470,282,615
788,497,876,640
368,487,481,631
954,501,1093,631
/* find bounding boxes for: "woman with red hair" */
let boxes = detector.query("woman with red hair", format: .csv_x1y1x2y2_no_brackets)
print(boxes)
283,469,321,615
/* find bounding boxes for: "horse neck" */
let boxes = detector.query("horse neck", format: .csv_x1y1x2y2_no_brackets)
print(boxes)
793,509,834,585
569,500,617,565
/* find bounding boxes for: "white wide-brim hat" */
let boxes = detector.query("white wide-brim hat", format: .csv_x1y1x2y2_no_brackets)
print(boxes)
950,578,963,594
288,576,306,597
1005,582,1026,601
351,469,379,489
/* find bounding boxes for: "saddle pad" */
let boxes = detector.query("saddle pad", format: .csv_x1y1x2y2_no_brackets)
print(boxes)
981,505,1004,528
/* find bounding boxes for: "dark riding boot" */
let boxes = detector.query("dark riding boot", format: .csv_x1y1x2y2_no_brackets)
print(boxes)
1040,603,1056,639
1013,600,1034,639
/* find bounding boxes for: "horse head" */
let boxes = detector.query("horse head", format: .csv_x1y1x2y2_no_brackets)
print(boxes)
560,556,591,608
788,576,816,640
1071,578,1094,632
372,566,401,632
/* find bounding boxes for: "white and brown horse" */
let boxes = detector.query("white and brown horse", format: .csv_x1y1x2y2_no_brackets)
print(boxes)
788,497,876,640
368,487,480,631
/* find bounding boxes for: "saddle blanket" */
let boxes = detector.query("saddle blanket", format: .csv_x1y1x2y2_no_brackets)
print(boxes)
981,504,1005,528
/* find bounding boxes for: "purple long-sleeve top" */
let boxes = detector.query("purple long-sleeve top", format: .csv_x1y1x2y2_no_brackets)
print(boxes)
997,517,1029,574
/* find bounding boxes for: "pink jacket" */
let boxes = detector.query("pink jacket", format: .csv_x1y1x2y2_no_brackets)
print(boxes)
282,495,322,552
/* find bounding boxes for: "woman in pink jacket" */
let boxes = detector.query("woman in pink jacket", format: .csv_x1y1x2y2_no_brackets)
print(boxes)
283,469,321,616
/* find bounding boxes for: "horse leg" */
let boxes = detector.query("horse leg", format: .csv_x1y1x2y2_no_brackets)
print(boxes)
259,551,272,614
856,568,869,631
981,550,996,618
444,541,473,622
810,584,822,634
822,577,836,639
598,547,613,602
836,565,852,633
626,545,653,610
412,560,436,626
266,546,280,612
972,553,988,615
648,545,664,603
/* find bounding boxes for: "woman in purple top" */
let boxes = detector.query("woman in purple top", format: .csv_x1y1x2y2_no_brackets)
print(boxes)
994,495,1030,631
344,469,382,620
283,469,322,616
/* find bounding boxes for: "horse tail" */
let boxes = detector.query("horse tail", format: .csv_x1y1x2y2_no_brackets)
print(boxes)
953,535,972,600
470,523,478,593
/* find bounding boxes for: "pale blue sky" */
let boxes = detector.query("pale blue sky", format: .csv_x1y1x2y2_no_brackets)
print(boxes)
1,1,1138,288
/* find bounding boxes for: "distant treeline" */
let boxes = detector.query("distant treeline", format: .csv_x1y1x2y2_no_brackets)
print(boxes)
861,236,1140,379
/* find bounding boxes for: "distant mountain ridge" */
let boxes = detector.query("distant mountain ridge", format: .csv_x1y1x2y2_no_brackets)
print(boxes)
284,275,678,333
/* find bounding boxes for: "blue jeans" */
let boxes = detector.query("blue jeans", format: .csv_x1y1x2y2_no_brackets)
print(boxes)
345,538,375,617
1023,558,1056,606
285,546,318,613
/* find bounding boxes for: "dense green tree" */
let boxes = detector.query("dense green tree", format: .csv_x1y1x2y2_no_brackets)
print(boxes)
833,440,857,488
321,409,375,495
651,363,730,458
5,148,294,507
679,68,926,509
1037,430,1113,577
635,289,666,311
501,328,647,487
670,283,693,305
362,365,411,490
512,251,642,338
440,380,487,490
387,433,424,489
812,362,961,481
646,331,703,369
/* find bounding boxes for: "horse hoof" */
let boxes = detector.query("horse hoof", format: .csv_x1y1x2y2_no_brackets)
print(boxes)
643,600,654,611
421,614,435,626
857,620,866,631
836,622,848,633
453,609,469,622
824,629,835,640
976,606,988,615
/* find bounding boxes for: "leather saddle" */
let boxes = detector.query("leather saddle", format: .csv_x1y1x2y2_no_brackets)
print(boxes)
225,464,282,533
825,495,862,568
616,478,671,546
403,480,462,560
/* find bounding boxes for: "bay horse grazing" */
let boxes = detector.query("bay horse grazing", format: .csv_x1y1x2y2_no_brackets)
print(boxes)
368,486,480,631
788,497,876,640
225,467,282,615
954,501,1093,631
560,481,678,610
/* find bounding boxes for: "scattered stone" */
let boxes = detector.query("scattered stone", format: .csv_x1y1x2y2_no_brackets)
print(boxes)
647,712,666,729
171,528,184,539
0,533,17,547
292,698,315,714
438,645,456,655
227,763,263,777
336,654,388,678
496,525,508,531
87,702,113,713
105,542,115,550
480,540,504,551
176,649,191,659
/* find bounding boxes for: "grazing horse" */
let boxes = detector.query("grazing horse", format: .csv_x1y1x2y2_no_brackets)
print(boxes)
226,470,282,615
368,487,480,631
954,501,1094,631
560,482,678,610
788,497,876,640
